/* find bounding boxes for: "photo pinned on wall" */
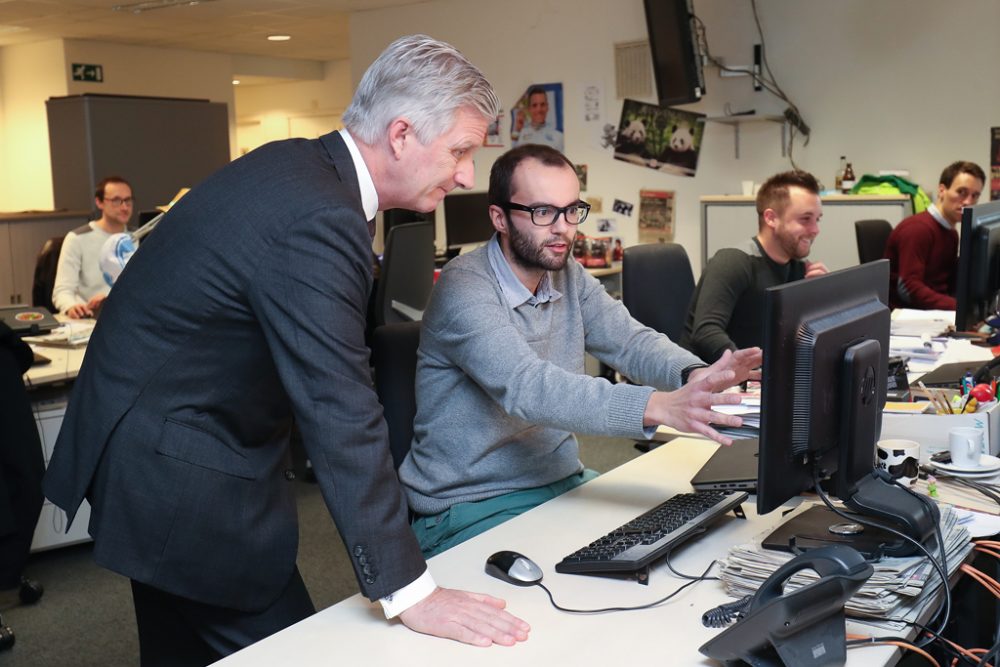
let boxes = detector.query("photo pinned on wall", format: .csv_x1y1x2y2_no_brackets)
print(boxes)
600,124,618,150
586,196,603,213
574,164,588,191
583,83,603,123
991,127,1000,201
572,232,613,269
596,218,617,234
484,112,504,147
510,83,564,152
614,99,705,177
612,199,634,216
638,189,675,243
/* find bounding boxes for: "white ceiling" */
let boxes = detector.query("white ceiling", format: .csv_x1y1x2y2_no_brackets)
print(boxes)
0,0,425,63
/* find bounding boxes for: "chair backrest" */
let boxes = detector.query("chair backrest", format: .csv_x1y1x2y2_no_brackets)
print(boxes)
374,221,435,326
371,320,422,470
32,235,65,314
622,243,695,342
854,219,893,264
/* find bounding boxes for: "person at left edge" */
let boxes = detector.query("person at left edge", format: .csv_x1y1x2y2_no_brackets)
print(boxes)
42,34,529,665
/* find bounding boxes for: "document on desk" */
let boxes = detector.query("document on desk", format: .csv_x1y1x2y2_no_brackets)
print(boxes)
22,321,95,348
890,308,954,336
711,397,760,431
718,503,971,632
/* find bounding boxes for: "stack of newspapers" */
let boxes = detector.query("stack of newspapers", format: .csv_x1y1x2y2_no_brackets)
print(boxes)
718,503,972,632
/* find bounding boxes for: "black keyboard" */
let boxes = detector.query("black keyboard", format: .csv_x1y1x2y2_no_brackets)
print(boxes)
555,490,748,576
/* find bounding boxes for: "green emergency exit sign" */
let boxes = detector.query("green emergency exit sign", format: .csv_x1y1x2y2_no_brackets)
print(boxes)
71,63,103,82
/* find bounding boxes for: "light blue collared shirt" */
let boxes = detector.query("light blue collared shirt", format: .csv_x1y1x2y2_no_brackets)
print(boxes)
339,129,379,221
486,234,563,309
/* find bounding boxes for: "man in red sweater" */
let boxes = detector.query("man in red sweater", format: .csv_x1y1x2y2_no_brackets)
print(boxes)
884,161,985,309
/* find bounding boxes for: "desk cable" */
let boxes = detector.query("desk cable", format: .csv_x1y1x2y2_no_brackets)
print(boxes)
811,467,952,650
534,558,717,615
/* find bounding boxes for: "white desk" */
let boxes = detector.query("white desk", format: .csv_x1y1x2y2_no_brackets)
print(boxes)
22,339,90,551
215,438,905,666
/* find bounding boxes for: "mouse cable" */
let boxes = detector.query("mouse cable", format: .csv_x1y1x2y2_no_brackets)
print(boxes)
534,559,716,614
664,551,719,581
813,467,952,649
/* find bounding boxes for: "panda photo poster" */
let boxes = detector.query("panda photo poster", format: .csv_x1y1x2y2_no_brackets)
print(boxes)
614,99,705,177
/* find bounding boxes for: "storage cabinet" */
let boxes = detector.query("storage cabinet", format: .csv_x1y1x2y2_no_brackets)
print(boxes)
0,211,90,305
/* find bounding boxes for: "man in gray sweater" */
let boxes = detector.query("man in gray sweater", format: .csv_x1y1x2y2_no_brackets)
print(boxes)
398,144,761,557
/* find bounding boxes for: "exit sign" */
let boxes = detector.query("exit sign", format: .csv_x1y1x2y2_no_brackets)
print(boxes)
71,63,103,82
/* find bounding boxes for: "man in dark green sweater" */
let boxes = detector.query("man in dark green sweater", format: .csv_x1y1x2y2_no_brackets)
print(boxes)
681,170,828,363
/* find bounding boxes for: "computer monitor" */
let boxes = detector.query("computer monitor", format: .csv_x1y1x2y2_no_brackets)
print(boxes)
383,208,434,247
756,260,938,556
642,0,705,106
443,192,494,251
954,199,1000,332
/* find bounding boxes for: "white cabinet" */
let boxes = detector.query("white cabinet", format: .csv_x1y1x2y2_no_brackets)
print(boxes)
30,395,93,552
700,194,913,274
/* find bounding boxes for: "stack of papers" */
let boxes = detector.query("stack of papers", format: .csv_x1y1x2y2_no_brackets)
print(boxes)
889,335,947,365
718,503,971,632
22,320,95,348
711,396,760,439
890,308,954,337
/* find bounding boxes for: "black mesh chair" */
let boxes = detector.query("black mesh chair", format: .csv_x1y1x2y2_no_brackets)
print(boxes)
32,236,65,314
855,219,892,264
371,321,421,470
622,242,696,342
374,221,435,326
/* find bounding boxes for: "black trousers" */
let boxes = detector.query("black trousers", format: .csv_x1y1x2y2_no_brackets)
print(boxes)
131,568,315,666
0,347,45,590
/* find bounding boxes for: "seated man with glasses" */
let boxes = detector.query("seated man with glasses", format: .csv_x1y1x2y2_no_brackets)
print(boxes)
52,176,134,318
398,144,760,556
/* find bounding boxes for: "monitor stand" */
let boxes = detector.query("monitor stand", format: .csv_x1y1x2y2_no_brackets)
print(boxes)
761,474,940,559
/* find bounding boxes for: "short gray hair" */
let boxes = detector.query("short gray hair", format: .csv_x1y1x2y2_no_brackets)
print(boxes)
342,34,499,146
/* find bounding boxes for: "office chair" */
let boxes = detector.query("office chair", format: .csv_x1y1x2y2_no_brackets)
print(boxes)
854,219,892,264
373,221,435,327
31,236,65,313
371,320,421,470
622,243,695,453
622,242,696,343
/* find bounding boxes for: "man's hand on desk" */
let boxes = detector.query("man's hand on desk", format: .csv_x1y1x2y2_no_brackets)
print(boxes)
398,587,530,647
644,349,758,446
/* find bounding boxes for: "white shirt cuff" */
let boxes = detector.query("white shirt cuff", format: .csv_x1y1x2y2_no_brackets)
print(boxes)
378,568,436,619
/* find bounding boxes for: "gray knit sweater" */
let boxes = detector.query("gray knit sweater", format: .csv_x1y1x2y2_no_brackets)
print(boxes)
398,239,703,515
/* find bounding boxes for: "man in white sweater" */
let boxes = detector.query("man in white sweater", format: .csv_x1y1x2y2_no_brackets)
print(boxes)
52,176,133,318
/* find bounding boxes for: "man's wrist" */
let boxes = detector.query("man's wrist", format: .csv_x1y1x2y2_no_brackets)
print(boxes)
680,363,709,385
378,568,436,619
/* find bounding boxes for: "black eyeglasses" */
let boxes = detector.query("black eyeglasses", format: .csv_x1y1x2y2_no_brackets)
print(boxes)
104,197,134,207
502,201,590,227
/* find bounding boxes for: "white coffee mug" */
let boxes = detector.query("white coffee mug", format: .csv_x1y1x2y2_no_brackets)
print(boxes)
875,439,920,486
949,427,984,468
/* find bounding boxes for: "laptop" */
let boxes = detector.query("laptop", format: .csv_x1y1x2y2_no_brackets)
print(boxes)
0,306,60,336
690,438,759,492
914,360,990,389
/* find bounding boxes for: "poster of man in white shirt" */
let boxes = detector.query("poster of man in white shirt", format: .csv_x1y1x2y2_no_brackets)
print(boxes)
510,83,564,152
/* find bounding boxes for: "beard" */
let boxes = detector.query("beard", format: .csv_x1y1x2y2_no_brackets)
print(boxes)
777,230,812,260
507,217,571,272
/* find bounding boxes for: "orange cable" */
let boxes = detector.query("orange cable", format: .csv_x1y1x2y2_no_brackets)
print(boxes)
845,634,940,667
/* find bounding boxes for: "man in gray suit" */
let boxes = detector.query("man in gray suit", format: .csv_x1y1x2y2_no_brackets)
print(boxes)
43,35,528,665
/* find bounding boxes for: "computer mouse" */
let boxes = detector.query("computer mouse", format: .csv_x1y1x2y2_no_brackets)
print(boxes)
485,550,543,586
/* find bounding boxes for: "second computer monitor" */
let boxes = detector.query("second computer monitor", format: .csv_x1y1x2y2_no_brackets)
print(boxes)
955,199,1000,332
443,192,495,251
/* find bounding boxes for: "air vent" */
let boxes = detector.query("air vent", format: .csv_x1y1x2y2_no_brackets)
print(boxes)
614,40,652,100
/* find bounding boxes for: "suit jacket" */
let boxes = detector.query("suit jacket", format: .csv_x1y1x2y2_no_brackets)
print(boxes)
43,132,425,612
